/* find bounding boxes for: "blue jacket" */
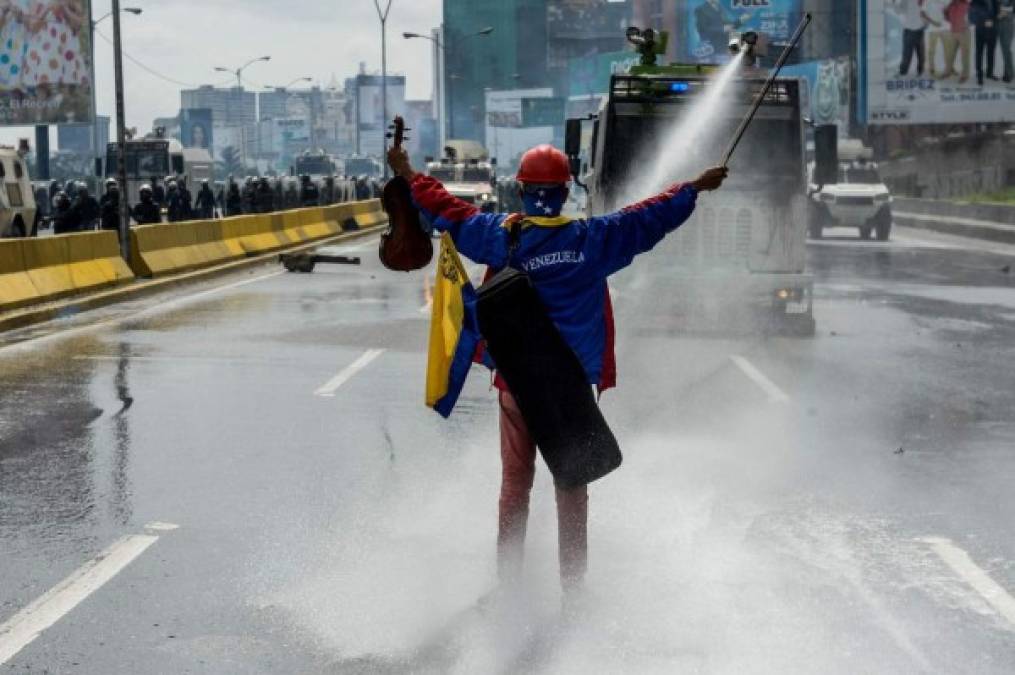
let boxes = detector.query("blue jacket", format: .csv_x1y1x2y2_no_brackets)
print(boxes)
410,175,699,388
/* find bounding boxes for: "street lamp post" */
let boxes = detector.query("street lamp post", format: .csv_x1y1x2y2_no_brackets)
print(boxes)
403,27,493,149
89,7,141,195
372,0,394,180
110,0,133,260
213,56,271,171
214,56,272,89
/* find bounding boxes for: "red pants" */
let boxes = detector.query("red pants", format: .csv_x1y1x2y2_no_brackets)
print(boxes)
498,390,588,588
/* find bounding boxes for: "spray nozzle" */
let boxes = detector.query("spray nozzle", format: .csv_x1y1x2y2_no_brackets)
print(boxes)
730,31,763,64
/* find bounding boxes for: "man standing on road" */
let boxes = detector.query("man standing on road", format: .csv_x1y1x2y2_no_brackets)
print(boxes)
387,143,727,596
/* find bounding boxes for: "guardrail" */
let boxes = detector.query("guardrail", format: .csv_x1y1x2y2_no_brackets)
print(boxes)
1,199,387,313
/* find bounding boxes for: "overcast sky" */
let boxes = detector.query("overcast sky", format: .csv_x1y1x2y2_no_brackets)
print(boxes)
1,0,442,146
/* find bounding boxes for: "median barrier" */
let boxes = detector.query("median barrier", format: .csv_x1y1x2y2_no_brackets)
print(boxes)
0,231,134,312
129,199,386,278
0,240,37,309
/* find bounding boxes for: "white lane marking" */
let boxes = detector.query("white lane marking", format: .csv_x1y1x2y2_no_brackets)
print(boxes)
729,355,790,404
144,521,180,532
0,525,174,664
0,271,285,357
419,273,434,314
419,264,483,315
921,537,1015,627
314,349,385,397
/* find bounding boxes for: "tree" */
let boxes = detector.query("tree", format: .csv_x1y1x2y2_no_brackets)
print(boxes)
217,146,244,178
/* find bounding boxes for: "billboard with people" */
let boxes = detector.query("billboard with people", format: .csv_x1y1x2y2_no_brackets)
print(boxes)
859,0,1015,124
0,0,94,126
686,0,803,62
179,108,213,150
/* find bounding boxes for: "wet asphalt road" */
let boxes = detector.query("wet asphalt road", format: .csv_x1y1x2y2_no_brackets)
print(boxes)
1,223,1015,674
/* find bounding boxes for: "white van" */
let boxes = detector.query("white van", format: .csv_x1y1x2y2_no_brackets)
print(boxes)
0,148,38,238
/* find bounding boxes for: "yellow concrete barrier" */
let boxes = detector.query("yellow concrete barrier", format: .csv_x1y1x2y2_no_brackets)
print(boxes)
0,231,134,312
0,240,37,310
129,200,386,278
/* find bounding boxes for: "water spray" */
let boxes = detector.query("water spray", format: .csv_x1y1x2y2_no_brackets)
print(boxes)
721,13,812,168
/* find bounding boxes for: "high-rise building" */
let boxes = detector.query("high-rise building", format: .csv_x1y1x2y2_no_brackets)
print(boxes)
180,86,257,128
443,0,631,145
353,73,406,158
443,0,549,144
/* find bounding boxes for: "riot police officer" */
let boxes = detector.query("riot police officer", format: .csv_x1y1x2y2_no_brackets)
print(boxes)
178,177,194,220
166,180,186,223
73,182,101,231
132,184,162,225
225,179,243,217
255,177,275,213
195,179,216,219
99,178,122,231
300,174,320,207
51,191,76,234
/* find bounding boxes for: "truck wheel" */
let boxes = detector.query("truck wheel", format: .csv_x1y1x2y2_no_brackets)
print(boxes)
875,208,892,241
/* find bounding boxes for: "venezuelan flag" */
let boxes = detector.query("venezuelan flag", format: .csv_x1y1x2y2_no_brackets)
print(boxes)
426,233,484,418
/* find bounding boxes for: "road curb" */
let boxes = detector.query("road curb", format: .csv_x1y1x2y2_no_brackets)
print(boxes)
894,212,1015,246
0,225,383,335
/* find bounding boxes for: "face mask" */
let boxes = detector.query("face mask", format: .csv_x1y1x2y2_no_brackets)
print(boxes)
521,185,567,217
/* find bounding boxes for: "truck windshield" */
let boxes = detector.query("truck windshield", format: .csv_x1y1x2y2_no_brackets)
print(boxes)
841,167,881,184
106,147,170,178
296,158,333,175
463,168,492,183
429,167,456,182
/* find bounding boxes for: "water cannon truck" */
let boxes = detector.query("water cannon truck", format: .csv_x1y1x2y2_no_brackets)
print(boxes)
565,27,818,336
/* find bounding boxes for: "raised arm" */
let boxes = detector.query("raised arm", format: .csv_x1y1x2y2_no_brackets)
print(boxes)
388,147,509,267
583,166,728,277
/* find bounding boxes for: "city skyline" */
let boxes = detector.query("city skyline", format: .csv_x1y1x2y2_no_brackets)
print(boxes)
0,0,442,146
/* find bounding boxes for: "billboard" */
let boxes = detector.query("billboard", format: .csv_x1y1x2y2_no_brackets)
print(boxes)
859,0,1015,125
179,108,214,150
781,57,852,132
567,50,640,98
686,0,803,63
0,0,94,126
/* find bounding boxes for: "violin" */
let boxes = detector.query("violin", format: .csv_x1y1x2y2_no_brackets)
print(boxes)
379,116,433,272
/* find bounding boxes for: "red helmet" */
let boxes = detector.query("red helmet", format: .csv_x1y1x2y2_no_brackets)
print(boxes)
516,145,571,185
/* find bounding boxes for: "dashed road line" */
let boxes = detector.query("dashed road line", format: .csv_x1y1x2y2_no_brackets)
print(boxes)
314,349,386,397
0,522,178,665
420,274,434,314
920,537,1015,627
729,355,791,403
